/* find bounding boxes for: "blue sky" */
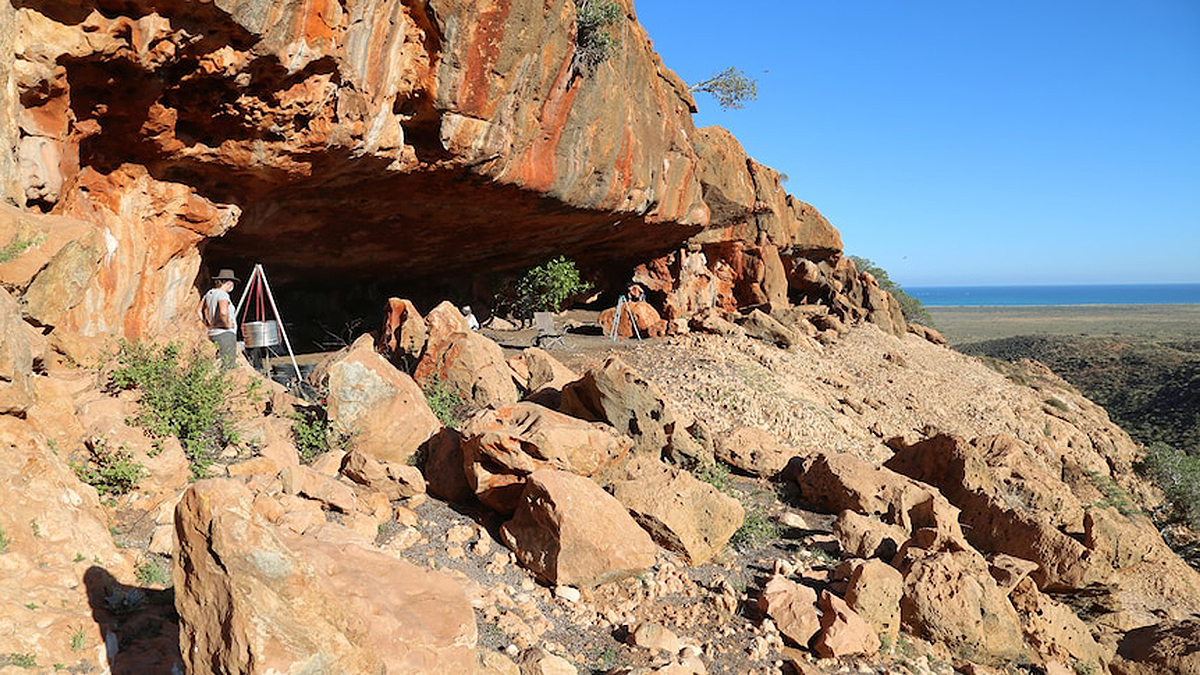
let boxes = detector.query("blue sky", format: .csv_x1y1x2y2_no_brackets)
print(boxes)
634,1,1200,286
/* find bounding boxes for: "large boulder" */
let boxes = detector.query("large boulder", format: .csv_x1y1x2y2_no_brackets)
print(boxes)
0,415,133,671
793,451,966,544
814,590,881,658
1111,619,1200,675
499,469,655,587
559,355,706,464
715,426,796,478
378,297,428,369
608,457,744,564
415,330,520,409
843,559,903,642
736,308,800,348
174,479,478,674
1009,577,1111,672
460,402,633,513
322,335,441,465
898,548,1026,667
885,434,1107,590
598,300,665,339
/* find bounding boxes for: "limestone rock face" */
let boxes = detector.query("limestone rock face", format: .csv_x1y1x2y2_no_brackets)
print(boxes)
174,479,478,675
0,415,132,671
609,457,744,564
323,335,441,464
0,287,35,413
460,402,633,513
499,469,655,587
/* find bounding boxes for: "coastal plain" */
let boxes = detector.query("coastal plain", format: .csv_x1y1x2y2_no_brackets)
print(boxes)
928,303,1200,344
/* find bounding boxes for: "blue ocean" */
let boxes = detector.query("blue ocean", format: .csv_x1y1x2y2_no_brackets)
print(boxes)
907,284,1200,307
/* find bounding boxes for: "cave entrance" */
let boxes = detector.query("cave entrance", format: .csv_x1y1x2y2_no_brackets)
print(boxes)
196,165,697,353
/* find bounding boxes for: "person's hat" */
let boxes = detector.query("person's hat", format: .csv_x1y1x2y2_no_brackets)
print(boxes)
212,268,240,283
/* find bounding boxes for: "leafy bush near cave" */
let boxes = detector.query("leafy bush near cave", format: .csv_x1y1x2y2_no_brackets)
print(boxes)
71,441,146,497
108,340,240,477
849,256,933,326
498,255,592,320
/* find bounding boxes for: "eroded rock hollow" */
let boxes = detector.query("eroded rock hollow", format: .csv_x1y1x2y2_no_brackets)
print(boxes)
1,0,883,354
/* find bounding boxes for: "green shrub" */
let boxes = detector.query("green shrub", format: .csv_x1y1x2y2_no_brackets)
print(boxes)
289,405,353,464
1,653,37,669
0,526,9,554
694,462,735,496
730,507,780,550
573,0,622,73
72,441,146,497
510,255,591,319
849,256,934,326
0,233,42,263
109,340,240,477
423,376,467,429
135,556,172,587
1142,442,1200,528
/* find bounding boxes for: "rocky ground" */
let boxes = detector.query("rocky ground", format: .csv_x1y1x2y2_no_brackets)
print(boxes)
5,299,1199,675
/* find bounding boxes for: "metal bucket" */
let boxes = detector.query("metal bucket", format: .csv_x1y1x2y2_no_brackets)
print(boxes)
242,320,280,348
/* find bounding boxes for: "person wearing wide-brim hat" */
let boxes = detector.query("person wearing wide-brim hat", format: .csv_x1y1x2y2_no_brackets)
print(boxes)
199,268,241,369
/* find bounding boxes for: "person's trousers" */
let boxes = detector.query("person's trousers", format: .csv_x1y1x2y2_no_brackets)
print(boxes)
210,332,237,370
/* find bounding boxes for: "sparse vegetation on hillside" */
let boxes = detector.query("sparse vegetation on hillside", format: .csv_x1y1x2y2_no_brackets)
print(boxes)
849,255,934,326
108,340,242,477
959,336,1200,454
573,0,622,73
71,441,146,497
690,67,758,110
1143,442,1200,529
289,405,354,464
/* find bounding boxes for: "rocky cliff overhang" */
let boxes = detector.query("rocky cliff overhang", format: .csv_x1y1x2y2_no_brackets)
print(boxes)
3,0,841,290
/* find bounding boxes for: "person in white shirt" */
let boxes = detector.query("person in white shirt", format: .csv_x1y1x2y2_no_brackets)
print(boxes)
463,305,480,331
199,268,240,368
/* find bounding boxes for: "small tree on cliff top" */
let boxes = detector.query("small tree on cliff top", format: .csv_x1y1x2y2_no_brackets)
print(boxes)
690,67,759,110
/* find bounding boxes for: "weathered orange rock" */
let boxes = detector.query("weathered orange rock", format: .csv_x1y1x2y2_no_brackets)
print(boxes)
499,469,655,587
415,329,519,409
843,559,903,642
559,356,705,463
322,335,441,465
599,300,665,339
757,574,820,647
609,457,744,564
174,479,478,674
814,590,881,658
898,549,1026,666
379,297,428,368
461,402,632,513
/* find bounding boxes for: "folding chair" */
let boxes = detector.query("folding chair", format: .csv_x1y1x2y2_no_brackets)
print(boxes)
533,312,567,349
